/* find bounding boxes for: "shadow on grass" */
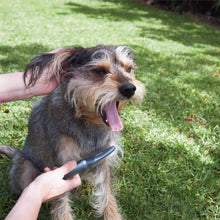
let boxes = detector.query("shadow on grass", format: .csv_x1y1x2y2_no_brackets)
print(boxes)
139,25,220,47
64,0,220,48
119,44,219,218
120,122,220,219
0,38,219,217
131,44,220,130
0,43,53,218
0,44,52,73
64,0,148,22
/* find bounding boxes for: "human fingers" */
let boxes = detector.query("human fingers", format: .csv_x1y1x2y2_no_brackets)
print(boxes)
48,48,63,54
57,161,81,190
39,162,81,202
45,174,81,202
43,166,58,172
68,173,81,188
43,161,77,177
43,167,51,172
58,160,77,177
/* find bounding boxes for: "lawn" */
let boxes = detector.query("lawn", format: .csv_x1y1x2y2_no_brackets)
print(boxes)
0,0,219,219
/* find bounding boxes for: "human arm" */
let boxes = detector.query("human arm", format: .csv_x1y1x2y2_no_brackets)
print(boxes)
5,161,81,220
0,69,59,103
0,72,44,102
0,48,62,103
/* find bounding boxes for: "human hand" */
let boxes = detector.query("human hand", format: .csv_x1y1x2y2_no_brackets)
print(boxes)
25,48,63,96
30,161,81,203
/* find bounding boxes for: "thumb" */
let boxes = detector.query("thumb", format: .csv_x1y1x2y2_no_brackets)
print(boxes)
59,160,77,176
60,161,81,189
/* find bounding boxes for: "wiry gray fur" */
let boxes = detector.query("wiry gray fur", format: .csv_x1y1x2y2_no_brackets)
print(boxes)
10,82,120,193
1,45,145,220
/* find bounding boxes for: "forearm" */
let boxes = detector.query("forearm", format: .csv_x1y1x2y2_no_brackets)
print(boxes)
5,183,42,220
0,72,35,103
5,161,81,220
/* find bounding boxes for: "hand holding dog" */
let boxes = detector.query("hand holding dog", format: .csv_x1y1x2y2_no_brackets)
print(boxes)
24,48,63,97
5,161,81,220
0,48,62,103
35,160,81,203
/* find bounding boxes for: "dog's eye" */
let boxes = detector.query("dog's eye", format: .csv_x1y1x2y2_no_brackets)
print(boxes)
95,68,108,75
125,67,132,73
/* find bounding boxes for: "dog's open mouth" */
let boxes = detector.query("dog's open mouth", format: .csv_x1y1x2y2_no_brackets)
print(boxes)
100,101,123,132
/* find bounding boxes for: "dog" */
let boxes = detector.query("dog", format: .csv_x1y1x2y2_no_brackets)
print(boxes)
0,45,145,220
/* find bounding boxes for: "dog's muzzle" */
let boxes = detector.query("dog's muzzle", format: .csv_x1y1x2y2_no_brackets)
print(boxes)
119,83,136,99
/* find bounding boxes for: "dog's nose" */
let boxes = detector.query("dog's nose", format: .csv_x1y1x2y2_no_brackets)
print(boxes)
119,83,136,99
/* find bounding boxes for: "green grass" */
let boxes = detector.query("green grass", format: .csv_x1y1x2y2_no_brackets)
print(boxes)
0,0,219,219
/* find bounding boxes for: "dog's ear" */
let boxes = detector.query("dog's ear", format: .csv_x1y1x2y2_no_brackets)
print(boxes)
23,47,86,86
24,52,55,86
52,47,87,72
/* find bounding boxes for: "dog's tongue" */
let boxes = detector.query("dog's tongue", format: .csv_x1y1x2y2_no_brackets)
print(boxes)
104,101,123,132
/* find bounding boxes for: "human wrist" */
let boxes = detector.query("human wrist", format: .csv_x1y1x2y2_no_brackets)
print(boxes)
26,180,45,204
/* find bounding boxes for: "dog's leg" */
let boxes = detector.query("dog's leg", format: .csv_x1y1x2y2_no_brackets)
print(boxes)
10,154,40,195
51,192,74,220
89,162,123,220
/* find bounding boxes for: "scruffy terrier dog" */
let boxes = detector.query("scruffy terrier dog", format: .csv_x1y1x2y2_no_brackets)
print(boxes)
0,45,145,219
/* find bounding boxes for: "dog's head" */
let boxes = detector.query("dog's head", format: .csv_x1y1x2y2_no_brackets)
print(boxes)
24,45,145,132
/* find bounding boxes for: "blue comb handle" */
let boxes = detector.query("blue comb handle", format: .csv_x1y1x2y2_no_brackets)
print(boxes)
63,146,115,180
